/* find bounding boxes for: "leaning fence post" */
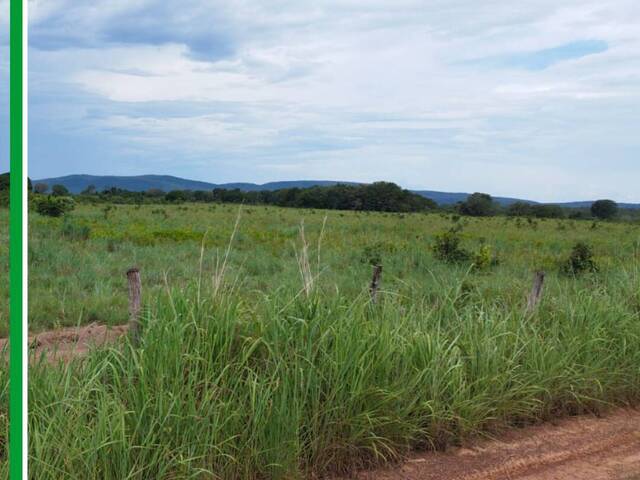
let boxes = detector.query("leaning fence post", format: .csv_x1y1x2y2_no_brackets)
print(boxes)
369,265,383,304
526,271,545,314
127,267,142,346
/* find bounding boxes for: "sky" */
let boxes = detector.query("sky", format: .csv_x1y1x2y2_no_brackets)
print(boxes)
1,1,639,202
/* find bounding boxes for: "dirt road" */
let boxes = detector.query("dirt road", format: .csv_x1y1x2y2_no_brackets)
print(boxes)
352,408,640,480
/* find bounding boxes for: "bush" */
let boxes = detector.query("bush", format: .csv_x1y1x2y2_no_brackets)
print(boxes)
471,244,498,272
34,196,75,217
431,227,470,263
562,242,598,275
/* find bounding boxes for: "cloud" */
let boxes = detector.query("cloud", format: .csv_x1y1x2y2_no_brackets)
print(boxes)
26,0,640,202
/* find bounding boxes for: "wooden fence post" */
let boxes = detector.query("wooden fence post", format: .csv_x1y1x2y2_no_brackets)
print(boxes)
526,271,545,314
127,267,142,346
369,265,383,304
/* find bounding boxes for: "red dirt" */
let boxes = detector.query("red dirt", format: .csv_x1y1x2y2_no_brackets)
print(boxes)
0,323,128,362
345,408,640,480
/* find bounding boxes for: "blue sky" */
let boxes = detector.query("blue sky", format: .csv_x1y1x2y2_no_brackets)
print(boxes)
2,0,640,201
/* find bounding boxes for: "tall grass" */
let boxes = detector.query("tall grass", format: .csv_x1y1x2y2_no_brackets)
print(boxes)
27,263,640,479
19,204,640,478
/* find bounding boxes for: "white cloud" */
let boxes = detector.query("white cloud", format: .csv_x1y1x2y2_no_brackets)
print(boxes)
27,0,640,201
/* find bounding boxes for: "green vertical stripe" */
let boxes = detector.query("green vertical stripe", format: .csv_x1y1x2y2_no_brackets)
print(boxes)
9,0,24,478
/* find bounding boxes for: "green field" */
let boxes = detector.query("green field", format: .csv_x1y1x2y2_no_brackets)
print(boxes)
26,203,640,333
20,203,640,478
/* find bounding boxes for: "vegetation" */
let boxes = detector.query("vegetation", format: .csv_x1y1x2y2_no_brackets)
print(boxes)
507,202,565,219
33,195,75,217
33,182,48,194
0,173,9,207
51,184,70,196
562,242,599,275
0,172,34,206
46,182,640,222
591,199,619,220
458,192,496,217
71,181,438,213
14,201,640,477
18,201,640,478
431,225,470,263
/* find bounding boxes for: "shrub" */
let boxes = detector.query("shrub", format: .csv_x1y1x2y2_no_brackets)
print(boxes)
431,227,469,263
562,242,598,275
34,195,75,217
471,244,498,272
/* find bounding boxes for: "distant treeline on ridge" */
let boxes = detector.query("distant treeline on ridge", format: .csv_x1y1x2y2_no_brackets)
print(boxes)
22,177,637,221
35,181,438,213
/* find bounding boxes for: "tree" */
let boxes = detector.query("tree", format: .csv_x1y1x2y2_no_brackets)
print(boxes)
0,172,8,206
506,201,533,217
0,172,9,191
52,184,70,196
81,184,96,195
34,183,49,194
531,204,564,219
459,193,495,217
165,190,187,202
34,196,75,217
591,199,618,220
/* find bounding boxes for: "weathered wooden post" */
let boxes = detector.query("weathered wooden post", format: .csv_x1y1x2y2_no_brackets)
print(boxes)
127,267,142,346
369,265,383,304
526,271,545,314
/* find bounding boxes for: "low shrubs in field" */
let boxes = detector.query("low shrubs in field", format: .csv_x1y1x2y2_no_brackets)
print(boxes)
34,195,75,217
471,243,499,272
431,226,470,263
431,227,500,272
562,242,599,275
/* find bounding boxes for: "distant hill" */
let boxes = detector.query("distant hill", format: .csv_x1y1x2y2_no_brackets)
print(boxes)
34,174,640,209
34,175,357,195
413,190,534,207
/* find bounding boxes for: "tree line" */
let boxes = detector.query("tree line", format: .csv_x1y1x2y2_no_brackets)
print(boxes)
26,178,633,221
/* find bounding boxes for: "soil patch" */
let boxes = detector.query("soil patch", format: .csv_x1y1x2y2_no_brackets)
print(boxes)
0,323,128,362
345,408,640,480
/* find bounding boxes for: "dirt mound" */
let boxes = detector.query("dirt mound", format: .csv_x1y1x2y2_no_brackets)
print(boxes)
0,323,128,362
349,408,640,480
